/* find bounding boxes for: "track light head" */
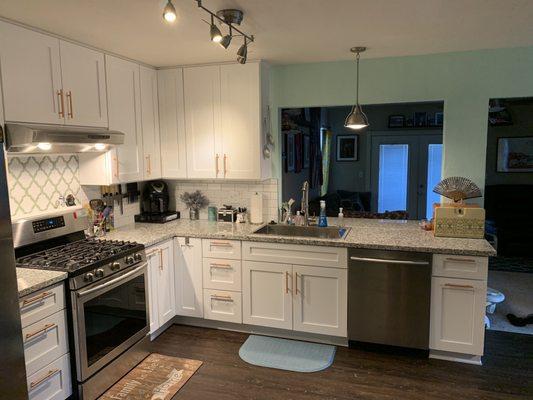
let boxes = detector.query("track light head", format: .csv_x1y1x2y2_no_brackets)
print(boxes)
237,39,247,64
219,34,232,49
162,0,177,23
210,16,223,43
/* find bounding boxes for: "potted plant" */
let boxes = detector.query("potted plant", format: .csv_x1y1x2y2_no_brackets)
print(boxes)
180,190,209,220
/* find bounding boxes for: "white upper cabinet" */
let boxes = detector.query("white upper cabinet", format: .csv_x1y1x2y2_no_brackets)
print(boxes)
140,66,161,180
59,41,107,127
220,63,261,179
158,68,187,179
106,55,143,183
183,65,221,179
0,21,63,124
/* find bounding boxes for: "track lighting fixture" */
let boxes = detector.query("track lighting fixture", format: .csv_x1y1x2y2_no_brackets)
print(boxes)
209,15,223,43
237,38,248,64
219,27,232,49
344,47,369,130
162,0,177,23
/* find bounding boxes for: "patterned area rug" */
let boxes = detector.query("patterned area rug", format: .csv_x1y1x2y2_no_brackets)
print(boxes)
489,256,533,273
99,354,202,399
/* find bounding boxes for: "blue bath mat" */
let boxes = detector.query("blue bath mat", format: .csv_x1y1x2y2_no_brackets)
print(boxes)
238,335,336,372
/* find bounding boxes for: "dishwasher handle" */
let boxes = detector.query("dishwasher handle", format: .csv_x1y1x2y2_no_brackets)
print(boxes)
350,256,430,266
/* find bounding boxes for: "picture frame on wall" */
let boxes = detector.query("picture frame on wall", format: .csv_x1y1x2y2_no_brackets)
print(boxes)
496,136,533,172
414,112,428,127
303,135,310,168
388,115,405,128
336,134,358,161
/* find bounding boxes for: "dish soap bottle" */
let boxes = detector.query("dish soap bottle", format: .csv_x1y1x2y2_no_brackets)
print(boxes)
338,207,344,228
295,210,303,226
318,200,328,227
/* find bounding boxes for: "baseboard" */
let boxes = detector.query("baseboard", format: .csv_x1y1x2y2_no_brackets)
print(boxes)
172,316,348,347
429,350,482,365
149,319,175,341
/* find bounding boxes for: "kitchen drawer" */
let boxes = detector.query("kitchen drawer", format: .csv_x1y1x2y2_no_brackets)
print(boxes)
203,289,242,323
432,254,488,280
203,258,242,291
242,241,348,268
20,283,65,328
27,353,72,400
23,309,68,376
202,239,241,260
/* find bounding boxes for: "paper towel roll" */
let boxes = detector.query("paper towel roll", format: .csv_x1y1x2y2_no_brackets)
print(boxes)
250,192,263,224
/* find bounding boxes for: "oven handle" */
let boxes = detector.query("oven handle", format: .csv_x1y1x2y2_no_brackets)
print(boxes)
76,263,147,298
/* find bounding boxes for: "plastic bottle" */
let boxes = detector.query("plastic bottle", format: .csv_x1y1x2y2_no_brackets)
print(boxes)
338,207,344,228
318,200,328,227
295,210,303,226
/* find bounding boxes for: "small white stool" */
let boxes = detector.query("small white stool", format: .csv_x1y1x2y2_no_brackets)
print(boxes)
486,287,505,314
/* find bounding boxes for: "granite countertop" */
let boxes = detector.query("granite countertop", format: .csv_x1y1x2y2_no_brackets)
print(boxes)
16,268,68,298
103,218,496,257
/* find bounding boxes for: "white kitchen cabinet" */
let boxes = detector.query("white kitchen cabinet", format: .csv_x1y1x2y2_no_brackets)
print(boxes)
430,277,486,355
292,265,347,337
242,261,293,330
158,68,187,179
59,41,107,127
183,65,221,179
140,66,161,180
26,353,72,400
174,237,203,318
203,289,242,323
202,258,241,292
0,21,63,124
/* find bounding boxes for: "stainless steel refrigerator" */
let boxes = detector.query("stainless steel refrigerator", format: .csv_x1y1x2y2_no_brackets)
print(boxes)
0,126,28,399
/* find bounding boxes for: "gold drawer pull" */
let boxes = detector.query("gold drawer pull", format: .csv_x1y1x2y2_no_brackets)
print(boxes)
285,271,289,294
445,283,474,289
25,323,56,341
445,257,477,264
211,294,234,302
211,241,232,247
30,368,60,390
22,291,52,307
57,89,65,118
66,90,73,118
210,263,232,269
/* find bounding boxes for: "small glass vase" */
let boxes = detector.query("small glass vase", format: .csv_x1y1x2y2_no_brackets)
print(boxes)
189,208,200,220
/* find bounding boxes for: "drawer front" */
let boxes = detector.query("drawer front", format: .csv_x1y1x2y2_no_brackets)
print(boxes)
203,258,242,291
20,283,65,328
242,241,348,268
203,289,242,323
27,353,72,400
433,254,488,280
202,239,241,260
23,309,68,376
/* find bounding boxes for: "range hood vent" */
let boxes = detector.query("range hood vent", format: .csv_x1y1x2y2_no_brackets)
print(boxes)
4,124,125,154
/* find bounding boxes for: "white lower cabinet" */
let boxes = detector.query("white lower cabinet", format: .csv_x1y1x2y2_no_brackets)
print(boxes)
175,237,204,318
430,277,486,355
203,289,242,323
26,353,72,400
147,239,175,335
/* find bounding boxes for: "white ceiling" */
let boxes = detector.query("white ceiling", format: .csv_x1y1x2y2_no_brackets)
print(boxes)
1,0,532,67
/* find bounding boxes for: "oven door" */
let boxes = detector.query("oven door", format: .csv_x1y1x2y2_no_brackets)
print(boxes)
71,262,149,382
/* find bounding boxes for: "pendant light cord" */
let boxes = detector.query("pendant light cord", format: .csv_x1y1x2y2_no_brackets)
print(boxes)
356,51,360,106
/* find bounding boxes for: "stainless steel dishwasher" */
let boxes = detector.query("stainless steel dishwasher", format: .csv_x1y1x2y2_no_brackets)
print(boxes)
348,248,432,350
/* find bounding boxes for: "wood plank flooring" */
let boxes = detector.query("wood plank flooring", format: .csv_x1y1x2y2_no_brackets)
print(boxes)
148,325,532,400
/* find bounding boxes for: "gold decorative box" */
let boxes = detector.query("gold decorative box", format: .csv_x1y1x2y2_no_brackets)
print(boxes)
433,206,485,239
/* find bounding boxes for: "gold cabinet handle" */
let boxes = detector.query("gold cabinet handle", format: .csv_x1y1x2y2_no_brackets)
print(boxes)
57,89,65,118
445,257,477,264
22,291,52,307
285,271,289,294
294,272,299,294
145,155,151,175
223,154,227,177
211,241,232,247
211,294,234,302
66,90,73,118
210,263,232,270
159,249,163,270
30,369,60,390
445,283,474,289
215,154,220,177
25,323,56,341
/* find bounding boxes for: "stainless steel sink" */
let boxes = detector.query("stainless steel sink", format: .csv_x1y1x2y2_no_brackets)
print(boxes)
252,224,351,240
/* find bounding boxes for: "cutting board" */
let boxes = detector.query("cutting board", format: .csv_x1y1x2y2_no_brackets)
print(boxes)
434,206,485,238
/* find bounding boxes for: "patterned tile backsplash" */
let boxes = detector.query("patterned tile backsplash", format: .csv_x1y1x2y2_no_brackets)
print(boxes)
7,155,82,218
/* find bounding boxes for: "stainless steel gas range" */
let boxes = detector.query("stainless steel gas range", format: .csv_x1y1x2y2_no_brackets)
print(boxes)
14,209,151,400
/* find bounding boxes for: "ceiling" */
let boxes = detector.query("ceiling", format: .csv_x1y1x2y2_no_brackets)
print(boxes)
1,0,532,67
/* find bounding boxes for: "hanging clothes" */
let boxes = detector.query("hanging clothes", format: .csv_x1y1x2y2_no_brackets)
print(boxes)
320,129,333,196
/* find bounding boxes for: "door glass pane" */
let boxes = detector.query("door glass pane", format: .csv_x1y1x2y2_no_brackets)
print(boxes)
378,144,409,213
426,144,443,219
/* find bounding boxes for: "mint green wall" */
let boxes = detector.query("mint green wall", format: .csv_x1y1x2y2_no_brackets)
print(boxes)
270,46,533,200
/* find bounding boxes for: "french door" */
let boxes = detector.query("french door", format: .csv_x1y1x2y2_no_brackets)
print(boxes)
370,133,442,220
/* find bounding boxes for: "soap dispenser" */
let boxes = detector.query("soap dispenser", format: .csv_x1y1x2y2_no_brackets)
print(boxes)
318,200,328,227
338,207,344,228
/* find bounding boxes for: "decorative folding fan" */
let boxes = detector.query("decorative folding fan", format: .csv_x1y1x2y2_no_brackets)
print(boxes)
433,177,482,202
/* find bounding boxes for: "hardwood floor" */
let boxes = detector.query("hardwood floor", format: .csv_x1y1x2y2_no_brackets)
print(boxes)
149,325,532,400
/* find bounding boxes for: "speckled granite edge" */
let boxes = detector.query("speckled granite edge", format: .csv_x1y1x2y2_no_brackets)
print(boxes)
17,268,68,298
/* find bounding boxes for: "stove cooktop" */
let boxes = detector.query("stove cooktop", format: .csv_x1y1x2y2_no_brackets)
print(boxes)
16,237,144,276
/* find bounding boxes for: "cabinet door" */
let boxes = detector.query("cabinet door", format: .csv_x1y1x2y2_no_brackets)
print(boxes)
59,41,107,127
175,237,203,318
430,277,486,355
158,68,187,178
183,65,220,179
242,261,292,330
105,55,143,183
220,63,261,179
146,250,160,335
157,240,175,325
292,265,347,337
140,66,161,180
0,21,63,124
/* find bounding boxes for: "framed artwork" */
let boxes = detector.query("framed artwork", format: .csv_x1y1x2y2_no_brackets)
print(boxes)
303,135,310,168
285,132,295,172
497,136,533,172
388,115,405,128
414,112,428,127
336,134,358,161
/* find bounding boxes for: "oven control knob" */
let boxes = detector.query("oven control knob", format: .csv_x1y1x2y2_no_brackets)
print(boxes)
95,268,105,278
111,262,120,271
134,253,143,261
126,256,134,264
84,272,94,282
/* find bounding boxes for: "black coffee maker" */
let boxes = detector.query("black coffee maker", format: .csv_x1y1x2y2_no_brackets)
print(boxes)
135,181,179,223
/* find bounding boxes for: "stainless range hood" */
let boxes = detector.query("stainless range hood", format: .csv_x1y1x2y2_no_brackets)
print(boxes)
4,123,125,154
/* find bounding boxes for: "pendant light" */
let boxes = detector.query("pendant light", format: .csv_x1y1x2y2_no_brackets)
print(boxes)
209,15,223,43
162,0,177,23
344,47,369,130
